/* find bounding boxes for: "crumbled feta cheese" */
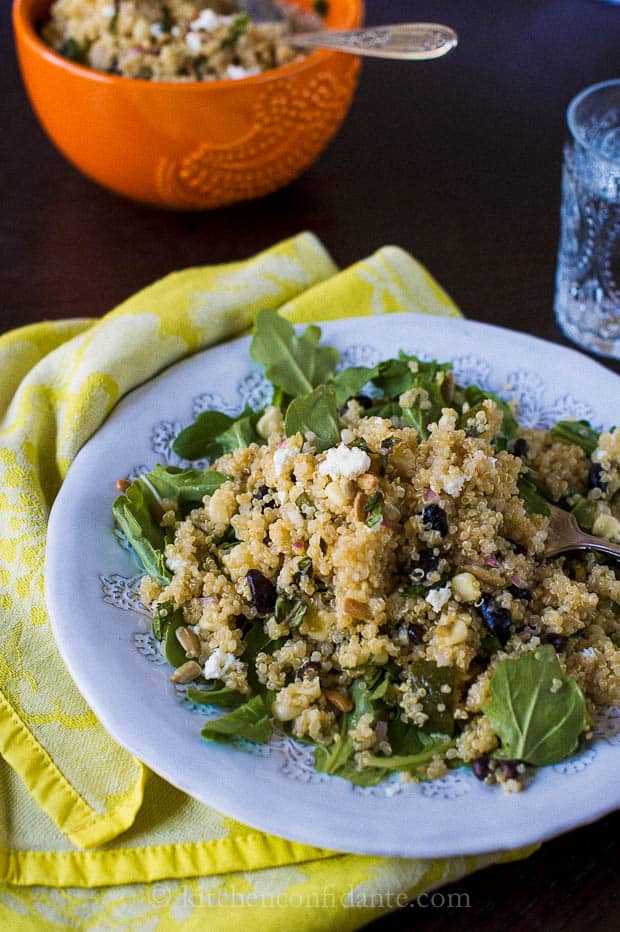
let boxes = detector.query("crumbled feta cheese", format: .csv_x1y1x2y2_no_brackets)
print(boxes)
203,648,237,680
442,475,466,497
190,9,232,32
150,23,163,38
185,32,202,52
426,584,451,612
273,443,300,477
171,25,180,37
318,444,371,480
581,646,597,659
101,3,115,17
226,64,260,80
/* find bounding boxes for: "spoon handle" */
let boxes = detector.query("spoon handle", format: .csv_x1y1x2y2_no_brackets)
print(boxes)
289,23,458,61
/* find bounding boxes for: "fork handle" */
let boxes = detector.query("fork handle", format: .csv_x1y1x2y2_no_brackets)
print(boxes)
561,532,620,560
289,24,458,61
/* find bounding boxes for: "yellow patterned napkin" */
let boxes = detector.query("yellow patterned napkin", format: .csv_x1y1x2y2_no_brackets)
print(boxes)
0,234,535,931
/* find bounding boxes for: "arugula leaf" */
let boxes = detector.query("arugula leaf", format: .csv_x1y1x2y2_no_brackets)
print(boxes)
313,673,392,786
144,465,229,506
112,481,171,586
463,385,519,450
518,471,551,516
186,683,246,708
406,661,456,735
483,644,588,766
362,733,453,773
371,358,415,397
285,384,340,451
243,623,286,692
331,366,377,407
571,498,594,532
250,309,339,397
200,693,274,744
153,598,175,641
550,420,600,454
162,608,187,667
367,354,453,440
172,408,260,461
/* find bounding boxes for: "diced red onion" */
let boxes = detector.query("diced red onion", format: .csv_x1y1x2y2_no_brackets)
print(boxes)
510,573,525,588
292,540,304,551
424,488,439,503
375,720,388,742
485,554,501,567
382,518,398,528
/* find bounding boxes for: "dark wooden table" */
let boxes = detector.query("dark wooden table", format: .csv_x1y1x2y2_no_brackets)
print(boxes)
3,1,620,928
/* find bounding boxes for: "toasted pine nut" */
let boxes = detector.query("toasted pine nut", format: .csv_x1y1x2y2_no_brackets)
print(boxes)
116,478,131,491
343,596,373,621
176,626,201,657
358,473,380,493
170,660,202,683
353,491,368,522
462,563,502,587
323,688,353,712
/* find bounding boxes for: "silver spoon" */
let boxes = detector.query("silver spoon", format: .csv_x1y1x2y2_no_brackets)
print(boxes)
544,504,620,560
241,3,458,61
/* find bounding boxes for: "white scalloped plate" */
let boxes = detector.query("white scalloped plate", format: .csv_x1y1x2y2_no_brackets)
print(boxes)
45,314,620,858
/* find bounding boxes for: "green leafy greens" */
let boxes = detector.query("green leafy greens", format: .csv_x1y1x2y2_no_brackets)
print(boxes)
550,419,600,454
483,645,589,767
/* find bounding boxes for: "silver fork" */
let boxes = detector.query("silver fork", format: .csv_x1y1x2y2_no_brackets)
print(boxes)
544,504,620,560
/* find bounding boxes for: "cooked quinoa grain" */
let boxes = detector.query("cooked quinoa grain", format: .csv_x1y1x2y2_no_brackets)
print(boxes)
42,0,324,81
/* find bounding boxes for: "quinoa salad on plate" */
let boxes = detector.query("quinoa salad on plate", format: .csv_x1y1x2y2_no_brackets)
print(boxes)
42,0,326,81
112,311,620,792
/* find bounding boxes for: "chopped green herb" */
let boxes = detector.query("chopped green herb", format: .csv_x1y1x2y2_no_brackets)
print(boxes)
159,3,173,33
275,595,307,629
59,37,86,64
364,491,384,528
221,12,251,47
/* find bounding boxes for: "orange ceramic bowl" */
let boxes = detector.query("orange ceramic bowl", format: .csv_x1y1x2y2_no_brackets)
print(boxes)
13,0,363,209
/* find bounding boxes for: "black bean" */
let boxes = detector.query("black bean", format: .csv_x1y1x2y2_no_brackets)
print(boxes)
254,485,276,510
408,549,440,585
588,462,607,492
540,632,567,653
508,584,532,601
400,622,425,645
422,504,448,537
496,760,519,780
511,438,529,459
477,596,512,645
246,570,277,613
472,757,491,780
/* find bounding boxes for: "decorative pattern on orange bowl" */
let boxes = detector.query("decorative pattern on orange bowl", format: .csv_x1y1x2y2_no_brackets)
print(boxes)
156,64,360,209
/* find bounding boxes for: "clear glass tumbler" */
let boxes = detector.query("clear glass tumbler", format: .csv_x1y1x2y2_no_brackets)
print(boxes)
554,79,620,358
